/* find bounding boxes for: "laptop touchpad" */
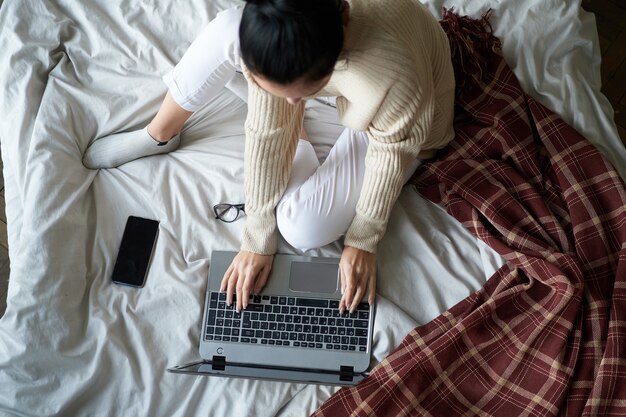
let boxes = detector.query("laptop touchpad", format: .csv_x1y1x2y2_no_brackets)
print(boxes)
289,262,339,293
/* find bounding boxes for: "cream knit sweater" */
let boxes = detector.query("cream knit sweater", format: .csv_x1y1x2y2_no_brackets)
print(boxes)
241,0,455,255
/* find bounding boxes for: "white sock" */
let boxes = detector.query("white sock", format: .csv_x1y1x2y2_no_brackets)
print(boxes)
82,126,180,169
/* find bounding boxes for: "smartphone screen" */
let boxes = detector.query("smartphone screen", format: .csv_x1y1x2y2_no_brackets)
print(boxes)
111,216,159,288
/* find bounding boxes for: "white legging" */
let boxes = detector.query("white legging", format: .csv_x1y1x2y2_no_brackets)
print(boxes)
277,130,421,252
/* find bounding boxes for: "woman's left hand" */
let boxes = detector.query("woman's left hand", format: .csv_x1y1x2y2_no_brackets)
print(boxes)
338,245,377,313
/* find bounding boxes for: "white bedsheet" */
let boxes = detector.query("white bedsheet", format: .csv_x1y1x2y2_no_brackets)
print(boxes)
0,0,623,416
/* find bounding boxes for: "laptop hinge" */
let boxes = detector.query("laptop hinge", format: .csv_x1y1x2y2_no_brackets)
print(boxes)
339,365,354,382
211,355,226,371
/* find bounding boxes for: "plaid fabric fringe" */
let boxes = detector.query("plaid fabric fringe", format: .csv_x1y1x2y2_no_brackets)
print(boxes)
311,9,626,417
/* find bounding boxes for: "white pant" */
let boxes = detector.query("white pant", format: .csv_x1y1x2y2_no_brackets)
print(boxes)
277,130,420,252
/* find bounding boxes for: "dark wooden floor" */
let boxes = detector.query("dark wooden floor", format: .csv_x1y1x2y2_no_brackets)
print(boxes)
583,0,626,146
0,1,624,317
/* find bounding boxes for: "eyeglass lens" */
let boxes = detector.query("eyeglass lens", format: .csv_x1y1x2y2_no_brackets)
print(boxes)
214,204,242,222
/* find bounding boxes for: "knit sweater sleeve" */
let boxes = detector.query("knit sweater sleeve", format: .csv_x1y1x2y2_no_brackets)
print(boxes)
240,67,305,254
344,72,434,253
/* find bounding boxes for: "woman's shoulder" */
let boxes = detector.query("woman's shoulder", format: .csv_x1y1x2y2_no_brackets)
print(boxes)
352,0,427,25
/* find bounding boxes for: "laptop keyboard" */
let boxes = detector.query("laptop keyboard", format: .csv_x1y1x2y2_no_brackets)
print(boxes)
204,292,370,352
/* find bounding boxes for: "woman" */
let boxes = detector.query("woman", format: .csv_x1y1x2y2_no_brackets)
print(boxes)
83,0,455,314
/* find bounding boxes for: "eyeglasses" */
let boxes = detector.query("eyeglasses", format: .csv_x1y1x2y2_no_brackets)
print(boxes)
213,203,246,223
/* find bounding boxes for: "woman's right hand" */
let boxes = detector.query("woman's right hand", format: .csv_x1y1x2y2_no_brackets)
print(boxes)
220,251,274,312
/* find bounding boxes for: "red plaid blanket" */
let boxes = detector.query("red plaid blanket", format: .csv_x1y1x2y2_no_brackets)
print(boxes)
312,10,626,417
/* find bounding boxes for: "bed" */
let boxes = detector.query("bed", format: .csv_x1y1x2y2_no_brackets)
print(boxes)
0,0,624,416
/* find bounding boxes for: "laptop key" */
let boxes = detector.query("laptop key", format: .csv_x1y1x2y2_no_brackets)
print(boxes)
287,297,295,305
241,338,250,343
255,330,263,338
296,298,328,308
326,344,333,349
242,329,254,337
359,346,366,352
279,297,287,305
355,320,368,328
207,310,216,325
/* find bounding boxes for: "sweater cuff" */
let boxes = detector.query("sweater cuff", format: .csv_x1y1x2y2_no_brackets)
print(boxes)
344,212,387,254
240,213,278,255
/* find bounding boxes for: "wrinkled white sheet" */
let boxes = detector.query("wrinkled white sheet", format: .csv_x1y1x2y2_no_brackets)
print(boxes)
0,0,623,416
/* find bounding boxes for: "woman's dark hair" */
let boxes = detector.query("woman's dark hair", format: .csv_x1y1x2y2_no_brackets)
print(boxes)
239,0,345,85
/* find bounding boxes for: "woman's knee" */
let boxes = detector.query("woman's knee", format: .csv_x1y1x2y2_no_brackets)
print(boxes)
276,203,341,251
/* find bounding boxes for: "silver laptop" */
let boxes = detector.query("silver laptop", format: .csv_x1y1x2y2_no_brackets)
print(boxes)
168,250,375,385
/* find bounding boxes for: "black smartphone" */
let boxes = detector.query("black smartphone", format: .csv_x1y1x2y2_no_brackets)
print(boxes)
111,216,159,288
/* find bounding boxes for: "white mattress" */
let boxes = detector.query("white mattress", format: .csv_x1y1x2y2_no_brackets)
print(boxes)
0,0,623,416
